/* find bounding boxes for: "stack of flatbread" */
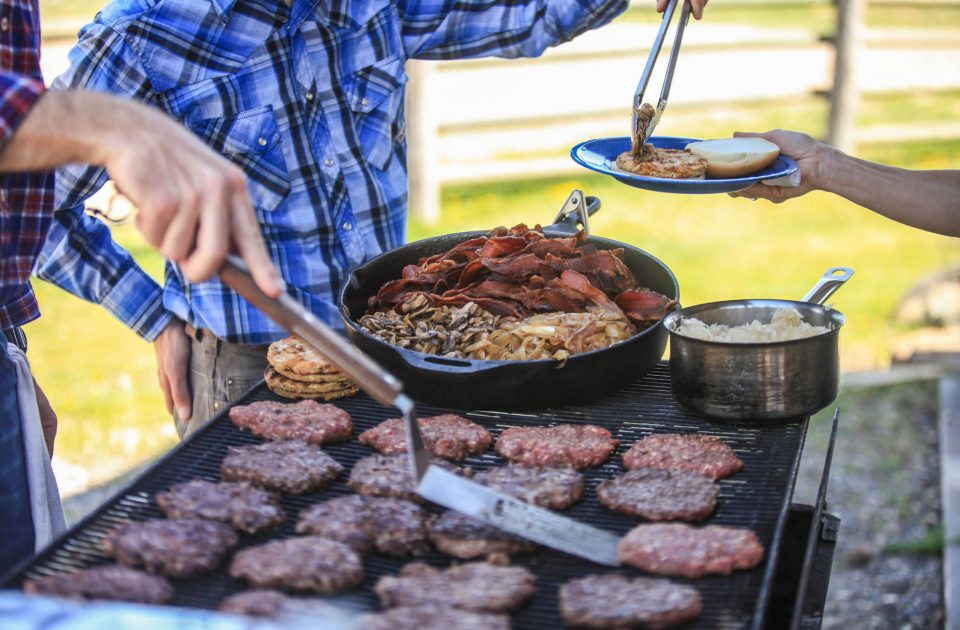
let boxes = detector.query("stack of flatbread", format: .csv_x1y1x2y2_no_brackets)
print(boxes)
265,337,359,401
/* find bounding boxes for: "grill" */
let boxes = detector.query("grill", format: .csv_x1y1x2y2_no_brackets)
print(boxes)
2,363,817,629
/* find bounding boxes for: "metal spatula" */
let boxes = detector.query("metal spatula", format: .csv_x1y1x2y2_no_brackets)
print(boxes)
219,256,621,566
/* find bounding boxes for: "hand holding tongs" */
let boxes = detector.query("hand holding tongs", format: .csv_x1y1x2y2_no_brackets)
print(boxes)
631,0,693,158
218,256,621,566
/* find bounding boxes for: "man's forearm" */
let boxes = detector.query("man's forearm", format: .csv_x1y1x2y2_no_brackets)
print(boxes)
0,91,131,172
820,149,960,237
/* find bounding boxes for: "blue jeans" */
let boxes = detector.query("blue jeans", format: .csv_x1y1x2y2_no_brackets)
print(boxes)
0,343,34,574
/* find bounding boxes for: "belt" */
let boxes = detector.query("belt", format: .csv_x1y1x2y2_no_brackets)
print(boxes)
3,325,27,352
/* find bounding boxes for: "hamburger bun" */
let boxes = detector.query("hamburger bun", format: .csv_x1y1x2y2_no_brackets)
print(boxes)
685,138,781,178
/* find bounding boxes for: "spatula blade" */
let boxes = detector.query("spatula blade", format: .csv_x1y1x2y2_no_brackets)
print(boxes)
417,466,621,567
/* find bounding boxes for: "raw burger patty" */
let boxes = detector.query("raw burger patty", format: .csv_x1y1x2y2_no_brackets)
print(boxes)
559,573,702,629
618,523,765,578
220,439,343,494
229,536,364,594
102,518,237,577
228,400,353,445
348,453,457,502
374,561,536,612
473,464,584,509
622,433,744,480
597,468,718,521
23,565,173,604
357,604,510,630
359,414,492,462
156,479,284,534
296,494,429,556
219,589,348,620
495,424,620,469
428,511,535,559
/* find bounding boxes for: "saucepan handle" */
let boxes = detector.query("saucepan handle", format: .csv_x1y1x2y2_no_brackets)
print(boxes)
800,267,854,306
401,349,506,375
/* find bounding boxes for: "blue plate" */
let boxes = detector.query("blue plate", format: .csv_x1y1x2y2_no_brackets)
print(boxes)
571,136,799,194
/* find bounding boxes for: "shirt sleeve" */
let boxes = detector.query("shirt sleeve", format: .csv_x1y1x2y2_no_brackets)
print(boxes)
34,23,173,341
398,0,628,60
0,72,45,148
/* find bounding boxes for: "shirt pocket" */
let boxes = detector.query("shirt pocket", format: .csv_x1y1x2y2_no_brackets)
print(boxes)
187,106,290,213
342,55,408,171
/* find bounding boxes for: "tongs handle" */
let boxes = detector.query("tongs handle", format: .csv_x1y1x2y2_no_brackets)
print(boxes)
218,255,406,409
633,0,693,138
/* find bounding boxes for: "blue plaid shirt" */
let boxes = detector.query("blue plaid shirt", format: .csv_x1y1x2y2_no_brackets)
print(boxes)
37,0,627,345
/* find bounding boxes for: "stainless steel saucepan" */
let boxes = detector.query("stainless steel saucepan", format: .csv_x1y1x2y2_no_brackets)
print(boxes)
662,267,854,421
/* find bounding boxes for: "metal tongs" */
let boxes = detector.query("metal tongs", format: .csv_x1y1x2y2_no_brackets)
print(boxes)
219,257,621,566
631,0,693,155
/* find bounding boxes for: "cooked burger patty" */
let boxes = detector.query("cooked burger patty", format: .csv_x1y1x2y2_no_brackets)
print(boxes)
23,565,174,604
559,573,702,629
618,523,765,578
220,440,343,494
428,511,535,559
374,561,536,612
621,433,744,480
156,479,284,534
101,517,237,577
596,468,718,521
228,400,353,445
229,536,364,594
473,464,584,509
357,604,510,630
348,453,457,502
615,148,708,179
495,424,619,469
218,589,348,620
359,414,492,462
296,495,429,556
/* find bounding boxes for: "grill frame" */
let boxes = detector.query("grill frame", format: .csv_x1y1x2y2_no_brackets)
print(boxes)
2,363,809,629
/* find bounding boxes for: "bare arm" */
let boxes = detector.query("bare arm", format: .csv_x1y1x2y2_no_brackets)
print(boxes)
732,130,960,238
0,90,282,294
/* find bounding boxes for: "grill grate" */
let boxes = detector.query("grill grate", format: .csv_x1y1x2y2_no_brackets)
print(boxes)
3,363,808,629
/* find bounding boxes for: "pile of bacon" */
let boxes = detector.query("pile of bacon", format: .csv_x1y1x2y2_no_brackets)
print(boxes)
367,224,677,334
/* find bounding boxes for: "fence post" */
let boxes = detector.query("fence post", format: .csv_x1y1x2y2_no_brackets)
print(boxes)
405,60,442,226
828,0,864,154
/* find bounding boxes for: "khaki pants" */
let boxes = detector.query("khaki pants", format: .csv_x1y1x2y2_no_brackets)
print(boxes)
174,326,269,439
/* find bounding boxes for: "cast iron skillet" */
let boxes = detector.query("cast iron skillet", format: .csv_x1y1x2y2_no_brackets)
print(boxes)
339,195,680,410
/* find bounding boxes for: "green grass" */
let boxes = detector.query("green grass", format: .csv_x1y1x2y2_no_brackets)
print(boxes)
884,526,945,555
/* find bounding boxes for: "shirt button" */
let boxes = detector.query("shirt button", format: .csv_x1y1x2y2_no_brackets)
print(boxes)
360,97,370,108
305,91,314,102
1,18,9,31
323,157,334,167
343,222,353,232
257,137,267,147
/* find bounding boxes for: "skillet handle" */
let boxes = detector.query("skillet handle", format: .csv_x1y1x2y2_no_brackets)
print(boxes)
550,190,601,235
402,351,507,375
801,267,854,305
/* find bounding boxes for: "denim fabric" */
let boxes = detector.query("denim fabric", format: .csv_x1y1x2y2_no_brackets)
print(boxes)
0,342,33,573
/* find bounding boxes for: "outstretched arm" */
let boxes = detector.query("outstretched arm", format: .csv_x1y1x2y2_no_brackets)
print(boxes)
731,130,960,238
